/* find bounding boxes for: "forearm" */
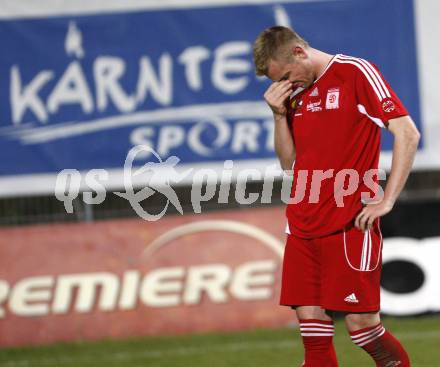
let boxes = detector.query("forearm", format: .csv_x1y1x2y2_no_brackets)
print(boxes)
262,79,295,171
355,116,420,231
383,117,420,207
274,113,296,171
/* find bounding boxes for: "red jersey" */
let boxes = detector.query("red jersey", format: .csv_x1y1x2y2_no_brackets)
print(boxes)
285,54,408,239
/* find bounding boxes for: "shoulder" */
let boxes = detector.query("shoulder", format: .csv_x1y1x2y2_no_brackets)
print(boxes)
333,54,393,101
332,54,382,79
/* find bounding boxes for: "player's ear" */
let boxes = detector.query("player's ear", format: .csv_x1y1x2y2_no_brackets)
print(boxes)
292,46,306,59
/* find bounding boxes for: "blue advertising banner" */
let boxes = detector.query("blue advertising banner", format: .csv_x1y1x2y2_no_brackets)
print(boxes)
0,0,422,194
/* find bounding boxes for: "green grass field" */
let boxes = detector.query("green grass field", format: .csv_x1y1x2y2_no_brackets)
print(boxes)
1,316,439,367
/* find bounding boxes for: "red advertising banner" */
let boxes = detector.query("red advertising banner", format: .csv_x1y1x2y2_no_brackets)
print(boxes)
0,207,295,347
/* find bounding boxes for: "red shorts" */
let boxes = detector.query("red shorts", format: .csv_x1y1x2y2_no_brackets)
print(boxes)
280,220,383,312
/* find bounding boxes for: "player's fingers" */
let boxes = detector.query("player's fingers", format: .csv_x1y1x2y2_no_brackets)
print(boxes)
266,88,292,111
357,214,365,231
264,91,278,105
263,89,272,100
266,82,283,97
367,213,376,230
264,84,278,99
354,215,360,229
358,209,370,232
280,84,293,96
271,82,292,99
361,211,373,232
360,218,366,232
354,210,364,229
278,80,292,91
278,88,293,101
269,80,289,91
266,82,279,92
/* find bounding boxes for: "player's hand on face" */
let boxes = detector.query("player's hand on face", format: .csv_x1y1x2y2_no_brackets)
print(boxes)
354,201,393,232
264,80,293,117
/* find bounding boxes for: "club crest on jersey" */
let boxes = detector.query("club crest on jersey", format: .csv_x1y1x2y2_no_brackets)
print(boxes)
326,87,340,109
291,99,297,109
306,99,322,112
382,99,395,113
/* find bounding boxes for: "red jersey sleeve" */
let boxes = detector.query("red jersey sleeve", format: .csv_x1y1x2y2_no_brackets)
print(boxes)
354,59,408,128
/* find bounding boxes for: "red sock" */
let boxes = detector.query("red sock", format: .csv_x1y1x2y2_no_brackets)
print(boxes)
299,319,338,367
350,323,410,366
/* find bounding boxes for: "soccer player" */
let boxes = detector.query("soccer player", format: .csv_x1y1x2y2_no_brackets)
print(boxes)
253,26,420,366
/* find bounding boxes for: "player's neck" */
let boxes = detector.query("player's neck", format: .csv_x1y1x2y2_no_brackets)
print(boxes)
310,48,335,81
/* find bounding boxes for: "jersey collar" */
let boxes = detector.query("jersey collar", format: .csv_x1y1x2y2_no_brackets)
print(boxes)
313,53,339,85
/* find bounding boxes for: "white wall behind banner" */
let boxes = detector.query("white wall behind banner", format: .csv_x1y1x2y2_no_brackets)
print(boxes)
411,0,440,169
0,0,438,197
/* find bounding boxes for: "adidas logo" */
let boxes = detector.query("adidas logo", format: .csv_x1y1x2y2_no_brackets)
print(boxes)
344,293,359,303
310,87,319,96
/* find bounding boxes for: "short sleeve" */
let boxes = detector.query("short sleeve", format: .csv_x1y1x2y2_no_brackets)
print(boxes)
354,59,408,128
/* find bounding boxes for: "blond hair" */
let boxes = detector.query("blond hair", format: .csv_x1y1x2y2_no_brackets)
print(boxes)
253,26,308,76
